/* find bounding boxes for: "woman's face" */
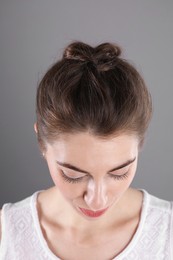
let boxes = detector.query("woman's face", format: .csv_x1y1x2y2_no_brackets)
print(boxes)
44,132,139,219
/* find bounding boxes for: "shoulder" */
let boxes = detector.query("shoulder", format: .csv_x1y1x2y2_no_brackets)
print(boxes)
144,191,173,234
0,209,2,242
0,193,38,244
0,192,37,233
0,192,46,258
142,192,173,255
2,194,35,221
147,192,172,212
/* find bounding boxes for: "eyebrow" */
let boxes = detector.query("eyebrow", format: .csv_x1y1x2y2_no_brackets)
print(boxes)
56,157,136,174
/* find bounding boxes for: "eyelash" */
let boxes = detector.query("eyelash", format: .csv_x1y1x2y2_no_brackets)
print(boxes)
109,172,129,181
60,171,84,183
60,170,129,184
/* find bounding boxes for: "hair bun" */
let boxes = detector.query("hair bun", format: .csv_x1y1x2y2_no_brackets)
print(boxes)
95,42,121,58
63,41,94,62
94,42,121,71
63,41,122,71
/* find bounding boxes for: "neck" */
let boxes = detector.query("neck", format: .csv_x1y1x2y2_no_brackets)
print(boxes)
47,187,137,233
38,186,143,238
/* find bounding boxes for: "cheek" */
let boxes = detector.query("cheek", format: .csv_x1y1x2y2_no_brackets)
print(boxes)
47,163,84,200
57,180,85,200
122,164,137,190
110,166,137,196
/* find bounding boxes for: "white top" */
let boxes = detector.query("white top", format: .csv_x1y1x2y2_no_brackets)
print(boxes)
0,189,173,260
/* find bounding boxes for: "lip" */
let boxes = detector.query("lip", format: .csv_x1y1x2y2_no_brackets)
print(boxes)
79,207,109,218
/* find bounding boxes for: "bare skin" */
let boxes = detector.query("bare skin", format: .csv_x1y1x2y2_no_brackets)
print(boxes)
0,210,1,242
37,187,143,259
0,188,143,259
0,131,144,259
36,132,143,259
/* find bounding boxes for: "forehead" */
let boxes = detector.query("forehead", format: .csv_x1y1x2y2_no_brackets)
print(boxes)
46,132,139,167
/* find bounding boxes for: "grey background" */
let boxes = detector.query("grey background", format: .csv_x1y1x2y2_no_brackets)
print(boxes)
0,0,173,207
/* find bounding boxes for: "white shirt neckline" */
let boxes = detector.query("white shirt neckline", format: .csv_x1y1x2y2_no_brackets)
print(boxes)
30,189,149,259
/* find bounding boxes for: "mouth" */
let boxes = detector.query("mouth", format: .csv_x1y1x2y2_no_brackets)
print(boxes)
78,207,109,218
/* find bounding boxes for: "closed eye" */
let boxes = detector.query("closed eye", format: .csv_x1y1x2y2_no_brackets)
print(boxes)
60,170,130,184
109,172,129,180
60,170,85,183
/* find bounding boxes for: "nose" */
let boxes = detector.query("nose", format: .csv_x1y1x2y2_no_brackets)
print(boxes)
84,178,108,211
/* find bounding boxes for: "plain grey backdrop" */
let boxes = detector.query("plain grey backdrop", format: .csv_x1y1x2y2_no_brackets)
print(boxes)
0,0,173,207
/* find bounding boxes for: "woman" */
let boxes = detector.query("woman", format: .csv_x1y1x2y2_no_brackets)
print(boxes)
0,41,172,259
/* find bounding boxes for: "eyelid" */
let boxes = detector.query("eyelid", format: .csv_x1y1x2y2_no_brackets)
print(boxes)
109,172,129,180
61,165,130,178
61,169,87,179
110,165,129,175
60,170,84,183
61,170,129,184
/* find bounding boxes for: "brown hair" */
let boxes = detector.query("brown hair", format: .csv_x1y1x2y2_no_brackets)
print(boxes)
36,41,152,151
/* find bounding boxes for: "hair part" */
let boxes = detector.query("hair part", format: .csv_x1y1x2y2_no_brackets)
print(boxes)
35,41,152,152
